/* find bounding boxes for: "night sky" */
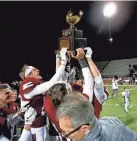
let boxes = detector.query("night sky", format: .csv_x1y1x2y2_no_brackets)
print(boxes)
0,1,137,82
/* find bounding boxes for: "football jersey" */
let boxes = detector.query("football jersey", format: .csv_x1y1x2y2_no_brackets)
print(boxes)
2,102,19,115
112,79,119,89
44,95,67,140
72,83,103,119
19,77,46,128
122,91,130,102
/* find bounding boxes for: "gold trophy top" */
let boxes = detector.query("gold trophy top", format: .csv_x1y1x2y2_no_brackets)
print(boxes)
66,10,83,29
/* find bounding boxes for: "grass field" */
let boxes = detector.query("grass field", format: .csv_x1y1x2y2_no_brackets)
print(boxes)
101,85,137,133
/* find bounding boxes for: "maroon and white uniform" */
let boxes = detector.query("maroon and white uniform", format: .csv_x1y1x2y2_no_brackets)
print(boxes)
19,77,48,141
19,77,46,128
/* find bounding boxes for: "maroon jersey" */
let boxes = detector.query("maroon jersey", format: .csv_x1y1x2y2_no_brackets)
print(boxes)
19,77,46,128
72,83,102,119
2,102,19,115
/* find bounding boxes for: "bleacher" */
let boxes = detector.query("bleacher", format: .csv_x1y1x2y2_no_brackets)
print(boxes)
95,61,110,72
96,58,137,77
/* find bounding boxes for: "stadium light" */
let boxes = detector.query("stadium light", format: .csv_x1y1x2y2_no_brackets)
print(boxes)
103,2,117,17
108,37,113,42
103,2,117,45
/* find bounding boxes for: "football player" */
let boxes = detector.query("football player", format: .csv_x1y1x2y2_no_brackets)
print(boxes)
111,76,121,98
56,47,108,118
122,88,130,112
19,48,68,141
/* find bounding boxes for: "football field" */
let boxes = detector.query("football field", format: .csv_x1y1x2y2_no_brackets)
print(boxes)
101,85,137,133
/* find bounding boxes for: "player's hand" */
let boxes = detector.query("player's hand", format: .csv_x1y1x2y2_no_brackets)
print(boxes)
84,47,93,58
60,48,68,65
24,107,37,125
71,48,85,60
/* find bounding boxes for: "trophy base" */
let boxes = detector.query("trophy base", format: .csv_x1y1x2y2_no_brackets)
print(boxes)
75,38,87,49
58,37,74,51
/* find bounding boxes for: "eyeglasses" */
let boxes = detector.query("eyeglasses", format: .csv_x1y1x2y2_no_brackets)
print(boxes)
62,123,90,138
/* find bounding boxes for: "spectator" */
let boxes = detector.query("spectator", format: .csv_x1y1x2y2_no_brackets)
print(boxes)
57,93,137,141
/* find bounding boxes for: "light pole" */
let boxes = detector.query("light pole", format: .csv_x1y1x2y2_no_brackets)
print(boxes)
103,2,117,45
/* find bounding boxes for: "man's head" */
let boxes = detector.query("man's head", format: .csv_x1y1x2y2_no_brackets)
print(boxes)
114,75,118,80
56,93,96,141
19,64,42,80
0,84,12,104
48,82,72,108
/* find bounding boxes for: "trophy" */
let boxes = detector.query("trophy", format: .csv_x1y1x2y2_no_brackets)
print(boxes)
56,10,87,54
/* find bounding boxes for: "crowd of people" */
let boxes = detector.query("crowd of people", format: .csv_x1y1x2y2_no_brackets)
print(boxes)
0,47,137,141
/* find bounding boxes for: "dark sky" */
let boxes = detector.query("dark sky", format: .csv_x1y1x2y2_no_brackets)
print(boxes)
0,1,137,82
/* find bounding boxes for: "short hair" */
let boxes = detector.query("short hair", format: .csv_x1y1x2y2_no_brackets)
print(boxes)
0,84,10,91
114,75,118,80
56,92,96,128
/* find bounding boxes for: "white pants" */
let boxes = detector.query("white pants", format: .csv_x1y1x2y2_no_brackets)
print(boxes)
18,129,33,141
0,136,10,141
125,99,129,111
31,125,49,141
